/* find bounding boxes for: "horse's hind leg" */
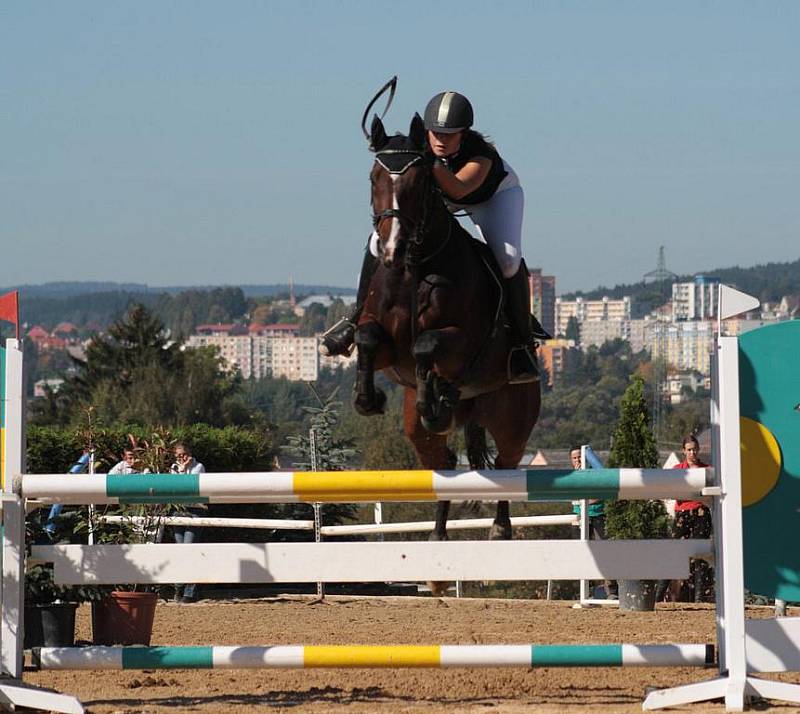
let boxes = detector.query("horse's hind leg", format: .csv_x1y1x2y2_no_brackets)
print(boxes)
478,383,541,541
489,501,512,541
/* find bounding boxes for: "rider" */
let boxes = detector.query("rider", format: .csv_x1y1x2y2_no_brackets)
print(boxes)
321,90,540,384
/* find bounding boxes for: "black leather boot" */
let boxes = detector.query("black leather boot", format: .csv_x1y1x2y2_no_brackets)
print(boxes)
320,248,377,357
505,264,541,385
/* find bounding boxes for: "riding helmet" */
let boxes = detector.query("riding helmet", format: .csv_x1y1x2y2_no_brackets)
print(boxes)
423,91,474,133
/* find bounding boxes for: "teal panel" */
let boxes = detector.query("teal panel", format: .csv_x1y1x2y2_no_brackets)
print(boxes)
107,474,201,500
531,644,622,667
122,646,213,669
526,469,620,500
739,321,800,600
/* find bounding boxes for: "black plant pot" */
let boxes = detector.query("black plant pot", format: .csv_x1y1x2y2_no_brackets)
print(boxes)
617,579,658,611
24,603,78,648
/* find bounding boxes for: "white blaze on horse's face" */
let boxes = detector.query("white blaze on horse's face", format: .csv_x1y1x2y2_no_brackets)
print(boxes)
383,174,402,264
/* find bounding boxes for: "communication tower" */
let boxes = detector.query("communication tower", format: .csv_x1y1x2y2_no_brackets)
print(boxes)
643,246,677,446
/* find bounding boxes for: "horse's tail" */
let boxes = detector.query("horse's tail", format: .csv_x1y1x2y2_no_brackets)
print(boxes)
458,422,493,518
464,422,492,470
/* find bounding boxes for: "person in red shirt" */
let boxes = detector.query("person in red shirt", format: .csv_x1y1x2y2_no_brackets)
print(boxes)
672,434,713,602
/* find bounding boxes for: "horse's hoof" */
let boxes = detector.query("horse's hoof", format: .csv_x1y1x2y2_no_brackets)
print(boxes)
488,522,512,540
353,388,387,416
427,581,452,598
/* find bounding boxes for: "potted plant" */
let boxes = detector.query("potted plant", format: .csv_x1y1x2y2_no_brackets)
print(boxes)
24,511,100,648
86,430,176,645
604,376,670,611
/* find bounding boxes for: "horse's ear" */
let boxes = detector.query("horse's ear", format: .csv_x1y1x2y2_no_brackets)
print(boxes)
409,112,426,148
369,115,388,151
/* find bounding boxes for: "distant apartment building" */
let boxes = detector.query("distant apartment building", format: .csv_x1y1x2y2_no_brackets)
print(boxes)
528,269,556,337
188,323,318,381
537,338,575,386
578,320,626,349
665,372,709,405
671,275,720,321
554,296,632,342
649,320,715,374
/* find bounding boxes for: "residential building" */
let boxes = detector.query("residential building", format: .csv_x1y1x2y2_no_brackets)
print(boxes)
671,275,720,321
665,372,706,405
188,323,319,381
33,378,65,398
538,338,575,386
649,320,715,374
554,296,632,338
528,269,556,337
579,320,626,349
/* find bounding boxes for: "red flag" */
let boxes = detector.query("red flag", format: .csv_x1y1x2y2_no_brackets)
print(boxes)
0,291,20,339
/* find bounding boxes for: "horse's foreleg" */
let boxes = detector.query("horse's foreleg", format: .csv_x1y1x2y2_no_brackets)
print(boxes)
353,321,387,416
402,388,456,597
432,500,450,541
413,329,462,434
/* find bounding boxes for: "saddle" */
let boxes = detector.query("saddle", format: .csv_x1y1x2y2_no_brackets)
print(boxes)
462,237,552,340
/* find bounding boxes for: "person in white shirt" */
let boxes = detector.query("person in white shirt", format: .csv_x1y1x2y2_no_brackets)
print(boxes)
170,442,205,603
108,449,139,475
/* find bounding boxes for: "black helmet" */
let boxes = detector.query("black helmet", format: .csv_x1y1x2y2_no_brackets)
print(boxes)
423,91,473,133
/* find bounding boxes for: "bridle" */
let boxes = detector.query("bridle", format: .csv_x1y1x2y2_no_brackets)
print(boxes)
370,150,453,267
370,147,455,348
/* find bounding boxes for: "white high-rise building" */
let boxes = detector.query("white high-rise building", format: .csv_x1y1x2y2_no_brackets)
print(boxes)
671,275,720,321
187,323,319,381
554,296,632,338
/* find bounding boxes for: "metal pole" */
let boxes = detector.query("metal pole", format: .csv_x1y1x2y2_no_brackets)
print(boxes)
578,445,590,603
309,429,324,601
88,450,96,546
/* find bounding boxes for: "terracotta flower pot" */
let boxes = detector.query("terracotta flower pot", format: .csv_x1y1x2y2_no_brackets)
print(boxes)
91,591,158,645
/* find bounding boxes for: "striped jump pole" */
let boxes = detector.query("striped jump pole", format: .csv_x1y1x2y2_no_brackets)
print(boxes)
16,467,711,505
33,644,715,671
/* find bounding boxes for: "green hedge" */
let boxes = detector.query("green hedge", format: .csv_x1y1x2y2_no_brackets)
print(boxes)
26,425,355,543
26,424,277,474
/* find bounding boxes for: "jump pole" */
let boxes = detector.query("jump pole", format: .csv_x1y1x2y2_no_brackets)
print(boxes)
32,643,715,670
16,467,710,504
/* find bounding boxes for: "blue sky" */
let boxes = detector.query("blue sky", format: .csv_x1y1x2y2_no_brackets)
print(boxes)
2,1,798,293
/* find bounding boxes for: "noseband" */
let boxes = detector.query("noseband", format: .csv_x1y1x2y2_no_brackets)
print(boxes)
371,149,451,264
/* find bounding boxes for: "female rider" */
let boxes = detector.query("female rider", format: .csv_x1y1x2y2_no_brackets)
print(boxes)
321,90,540,384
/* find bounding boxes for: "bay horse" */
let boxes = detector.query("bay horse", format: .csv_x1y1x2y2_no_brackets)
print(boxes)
354,113,541,593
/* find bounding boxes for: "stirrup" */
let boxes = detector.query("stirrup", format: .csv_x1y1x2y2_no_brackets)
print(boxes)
319,318,356,357
507,345,540,385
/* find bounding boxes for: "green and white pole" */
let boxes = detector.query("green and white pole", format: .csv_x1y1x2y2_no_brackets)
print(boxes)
34,644,715,671
17,467,710,505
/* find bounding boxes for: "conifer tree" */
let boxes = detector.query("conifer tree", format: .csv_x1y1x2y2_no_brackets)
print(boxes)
605,376,668,539
283,387,358,527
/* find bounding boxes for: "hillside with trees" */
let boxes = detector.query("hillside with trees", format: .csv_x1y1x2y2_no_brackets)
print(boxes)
562,256,800,316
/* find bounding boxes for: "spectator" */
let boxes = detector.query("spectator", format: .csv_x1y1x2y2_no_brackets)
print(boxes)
108,448,140,475
170,442,205,603
570,446,617,599
671,434,713,602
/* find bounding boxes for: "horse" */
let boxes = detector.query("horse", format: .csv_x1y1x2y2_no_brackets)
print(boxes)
353,113,541,594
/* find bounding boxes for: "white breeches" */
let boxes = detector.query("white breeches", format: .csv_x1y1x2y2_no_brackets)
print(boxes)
465,185,524,279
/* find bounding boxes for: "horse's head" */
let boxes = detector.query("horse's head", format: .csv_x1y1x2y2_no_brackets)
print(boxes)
368,113,436,267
